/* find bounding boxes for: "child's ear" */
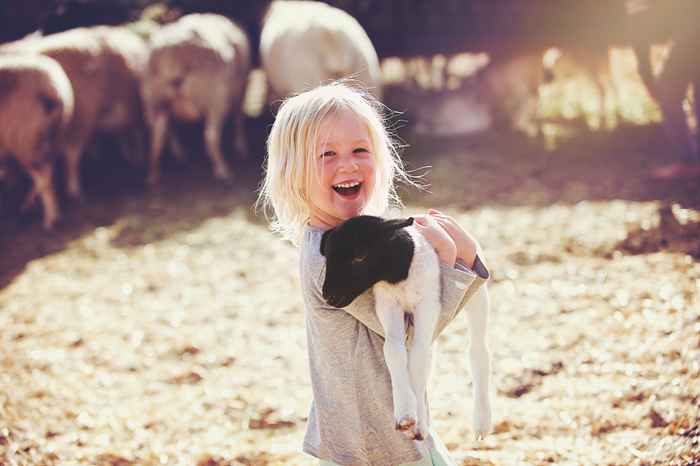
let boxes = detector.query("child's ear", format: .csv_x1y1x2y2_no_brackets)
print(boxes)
382,217,414,232
320,229,332,256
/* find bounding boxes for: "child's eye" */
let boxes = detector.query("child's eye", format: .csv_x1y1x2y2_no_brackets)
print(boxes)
354,148,369,154
352,254,367,264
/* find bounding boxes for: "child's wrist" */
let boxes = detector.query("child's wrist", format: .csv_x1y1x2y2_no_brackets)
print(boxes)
458,248,477,269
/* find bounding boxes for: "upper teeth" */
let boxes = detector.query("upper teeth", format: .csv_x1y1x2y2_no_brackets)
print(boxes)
334,182,360,188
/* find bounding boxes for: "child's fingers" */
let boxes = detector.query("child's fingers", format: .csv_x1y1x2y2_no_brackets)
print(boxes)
413,214,428,226
428,211,466,233
414,214,449,236
432,215,460,235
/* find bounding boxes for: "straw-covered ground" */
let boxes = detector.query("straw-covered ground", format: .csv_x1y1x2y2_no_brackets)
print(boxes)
0,115,698,466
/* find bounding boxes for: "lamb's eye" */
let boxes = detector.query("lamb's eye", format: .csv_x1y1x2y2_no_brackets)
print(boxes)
352,255,367,264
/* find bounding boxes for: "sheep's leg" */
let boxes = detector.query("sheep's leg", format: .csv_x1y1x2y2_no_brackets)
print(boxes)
694,77,700,158
231,94,248,159
25,162,59,229
63,141,85,201
655,44,697,163
465,286,492,440
658,84,695,163
408,300,440,441
116,122,144,167
147,111,168,186
232,109,248,159
375,295,416,436
20,186,38,211
203,112,231,180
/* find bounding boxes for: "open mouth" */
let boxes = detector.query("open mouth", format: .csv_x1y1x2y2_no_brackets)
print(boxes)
332,181,362,197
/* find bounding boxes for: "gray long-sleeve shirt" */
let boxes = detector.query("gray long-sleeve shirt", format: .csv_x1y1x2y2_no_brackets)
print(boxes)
300,225,490,466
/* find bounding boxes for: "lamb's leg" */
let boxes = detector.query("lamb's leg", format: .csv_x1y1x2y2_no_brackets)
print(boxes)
466,286,492,440
375,295,416,435
408,300,440,441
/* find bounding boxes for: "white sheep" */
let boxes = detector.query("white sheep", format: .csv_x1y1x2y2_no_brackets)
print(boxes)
141,13,251,185
260,0,382,101
320,215,492,441
0,54,73,229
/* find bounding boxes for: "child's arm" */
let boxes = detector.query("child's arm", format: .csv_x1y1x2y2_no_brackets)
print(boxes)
414,211,490,339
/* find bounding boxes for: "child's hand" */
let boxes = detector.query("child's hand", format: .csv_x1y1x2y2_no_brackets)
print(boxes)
427,209,479,269
413,214,457,266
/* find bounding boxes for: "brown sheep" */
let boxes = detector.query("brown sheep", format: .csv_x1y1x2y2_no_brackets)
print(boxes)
0,54,73,229
2,26,148,200
141,13,251,185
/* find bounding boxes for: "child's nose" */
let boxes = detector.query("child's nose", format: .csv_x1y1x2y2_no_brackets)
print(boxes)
338,154,359,171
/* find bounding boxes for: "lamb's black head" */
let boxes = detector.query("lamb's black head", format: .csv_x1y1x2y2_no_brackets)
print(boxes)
320,215,415,308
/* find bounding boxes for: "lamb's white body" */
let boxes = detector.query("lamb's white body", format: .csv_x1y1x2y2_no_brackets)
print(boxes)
373,226,491,441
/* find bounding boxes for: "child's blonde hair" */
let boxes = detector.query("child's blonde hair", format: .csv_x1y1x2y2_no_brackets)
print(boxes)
257,82,415,245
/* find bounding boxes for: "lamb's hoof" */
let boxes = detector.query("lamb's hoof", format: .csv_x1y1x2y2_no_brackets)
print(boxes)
473,407,492,441
396,415,426,440
395,415,416,433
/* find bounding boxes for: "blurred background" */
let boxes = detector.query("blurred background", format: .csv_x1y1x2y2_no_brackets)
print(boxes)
0,1,698,465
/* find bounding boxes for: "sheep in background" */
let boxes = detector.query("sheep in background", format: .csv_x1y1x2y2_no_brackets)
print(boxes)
260,1,382,102
1,26,149,200
321,215,492,441
385,52,544,138
542,46,618,130
141,13,251,185
0,54,73,229
478,52,547,138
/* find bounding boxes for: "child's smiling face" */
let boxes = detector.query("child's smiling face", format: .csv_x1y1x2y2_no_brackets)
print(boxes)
308,109,377,230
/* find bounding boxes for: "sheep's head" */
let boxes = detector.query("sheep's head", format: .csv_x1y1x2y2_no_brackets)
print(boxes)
320,215,415,308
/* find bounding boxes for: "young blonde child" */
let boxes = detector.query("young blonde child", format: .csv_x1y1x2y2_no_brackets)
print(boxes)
257,82,491,466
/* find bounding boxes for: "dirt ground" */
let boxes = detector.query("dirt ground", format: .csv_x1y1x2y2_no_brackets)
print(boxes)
1,109,699,466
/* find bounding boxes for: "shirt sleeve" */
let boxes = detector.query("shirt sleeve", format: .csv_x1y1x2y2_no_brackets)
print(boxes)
312,251,490,341
432,254,490,339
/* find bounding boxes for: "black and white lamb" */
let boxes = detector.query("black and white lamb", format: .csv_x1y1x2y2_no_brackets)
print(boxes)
320,215,491,441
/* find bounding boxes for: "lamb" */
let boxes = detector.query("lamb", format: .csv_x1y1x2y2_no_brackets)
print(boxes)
141,13,251,185
1,26,149,200
0,54,73,229
320,215,492,441
260,1,382,102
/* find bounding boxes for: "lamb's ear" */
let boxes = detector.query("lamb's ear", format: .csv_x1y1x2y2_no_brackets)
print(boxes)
320,229,332,257
382,217,414,232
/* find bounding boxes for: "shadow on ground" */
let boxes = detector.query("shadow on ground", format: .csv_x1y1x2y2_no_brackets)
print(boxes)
2,120,699,290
